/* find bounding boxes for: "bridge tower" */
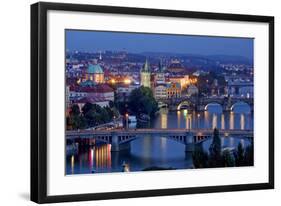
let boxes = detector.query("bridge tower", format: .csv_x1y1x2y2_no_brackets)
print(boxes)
184,132,195,152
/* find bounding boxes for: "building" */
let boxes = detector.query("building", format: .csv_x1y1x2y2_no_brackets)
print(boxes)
166,82,181,99
140,59,151,88
116,83,140,102
167,59,185,73
227,81,253,97
187,84,199,96
192,70,209,77
83,63,104,84
66,85,70,108
169,75,190,89
154,84,167,100
155,60,165,84
73,96,110,111
69,84,114,102
239,86,253,98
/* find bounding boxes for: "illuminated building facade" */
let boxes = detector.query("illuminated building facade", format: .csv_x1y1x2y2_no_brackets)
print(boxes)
187,84,199,96
155,60,165,84
169,75,190,89
84,63,104,84
167,59,185,73
166,82,181,99
154,84,167,100
140,59,151,88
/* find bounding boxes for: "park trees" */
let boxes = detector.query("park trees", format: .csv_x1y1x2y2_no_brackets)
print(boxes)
128,86,158,117
208,128,223,167
67,102,116,129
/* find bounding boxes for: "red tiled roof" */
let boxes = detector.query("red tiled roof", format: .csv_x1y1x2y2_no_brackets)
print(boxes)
73,96,108,104
70,83,114,93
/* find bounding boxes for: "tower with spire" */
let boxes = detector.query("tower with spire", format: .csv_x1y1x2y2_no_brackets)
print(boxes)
140,59,151,88
155,59,165,84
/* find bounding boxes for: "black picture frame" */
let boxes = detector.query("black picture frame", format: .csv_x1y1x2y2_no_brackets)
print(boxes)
31,2,274,203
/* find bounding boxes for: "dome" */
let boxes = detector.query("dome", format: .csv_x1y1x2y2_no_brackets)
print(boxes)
87,64,104,74
80,80,96,87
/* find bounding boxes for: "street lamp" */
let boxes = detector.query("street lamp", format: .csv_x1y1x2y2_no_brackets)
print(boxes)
125,113,129,129
188,115,192,132
196,114,199,129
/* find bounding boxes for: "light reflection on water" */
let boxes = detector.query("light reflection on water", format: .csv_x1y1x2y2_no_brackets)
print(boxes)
66,103,253,174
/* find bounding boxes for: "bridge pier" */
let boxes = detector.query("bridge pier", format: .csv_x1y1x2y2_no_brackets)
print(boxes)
197,105,205,112
184,133,195,152
111,133,131,152
111,133,119,152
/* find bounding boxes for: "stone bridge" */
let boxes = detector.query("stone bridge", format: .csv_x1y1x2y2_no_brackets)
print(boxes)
158,96,253,111
66,128,253,152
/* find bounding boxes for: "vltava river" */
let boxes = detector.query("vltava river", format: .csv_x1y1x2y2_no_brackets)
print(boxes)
66,103,253,175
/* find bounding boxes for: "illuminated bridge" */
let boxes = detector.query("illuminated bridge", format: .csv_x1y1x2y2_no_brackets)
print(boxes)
158,96,253,111
66,129,253,152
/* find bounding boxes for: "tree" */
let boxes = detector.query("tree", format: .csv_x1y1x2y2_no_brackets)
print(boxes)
81,102,118,127
67,104,82,130
209,128,223,167
192,144,209,168
128,86,158,117
109,100,114,108
244,143,254,166
81,102,93,116
71,104,80,116
222,150,235,167
235,142,245,166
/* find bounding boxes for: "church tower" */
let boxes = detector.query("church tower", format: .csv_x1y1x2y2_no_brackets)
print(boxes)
140,59,151,88
155,59,165,84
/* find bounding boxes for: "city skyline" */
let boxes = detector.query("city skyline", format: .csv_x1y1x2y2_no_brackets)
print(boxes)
66,30,254,60
65,29,254,175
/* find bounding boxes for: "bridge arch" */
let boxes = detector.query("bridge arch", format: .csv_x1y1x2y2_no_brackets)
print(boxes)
95,136,112,144
177,100,193,110
158,101,168,108
230,101,251,113
119,134,188,145
204,102,223,113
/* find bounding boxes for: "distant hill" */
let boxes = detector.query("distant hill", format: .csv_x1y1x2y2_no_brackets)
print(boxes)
205,55,253,65
140,52,253,71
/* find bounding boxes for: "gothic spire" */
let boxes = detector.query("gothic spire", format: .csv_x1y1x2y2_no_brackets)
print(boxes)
143,58,150,72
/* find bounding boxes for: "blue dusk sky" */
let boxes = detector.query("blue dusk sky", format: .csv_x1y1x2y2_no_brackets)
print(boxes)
66,30,254,60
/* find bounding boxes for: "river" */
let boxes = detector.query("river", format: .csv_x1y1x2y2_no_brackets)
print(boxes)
66,103,253,175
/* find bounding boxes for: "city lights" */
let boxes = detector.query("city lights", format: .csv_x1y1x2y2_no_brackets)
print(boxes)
124,78,131,84
65,30,254,175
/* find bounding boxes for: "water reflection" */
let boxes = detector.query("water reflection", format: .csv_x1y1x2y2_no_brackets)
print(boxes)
212,114,218,129
161,110,168,129
92,144,112,172
240,114,245,130
155,109,252,131
221,114,225,129
66,103,253,174
177,110,181,128
71,155,74,174
229,112,234,129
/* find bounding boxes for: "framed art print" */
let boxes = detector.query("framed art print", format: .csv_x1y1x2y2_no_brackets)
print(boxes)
31,2,274,203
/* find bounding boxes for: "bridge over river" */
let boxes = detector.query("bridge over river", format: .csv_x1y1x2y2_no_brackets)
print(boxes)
158,96,253,111
66,128,253,152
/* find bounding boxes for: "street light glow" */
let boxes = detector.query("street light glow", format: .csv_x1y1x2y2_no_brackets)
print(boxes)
124,79,131,84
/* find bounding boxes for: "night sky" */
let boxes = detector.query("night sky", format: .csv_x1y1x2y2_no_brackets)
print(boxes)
66,30,253,60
